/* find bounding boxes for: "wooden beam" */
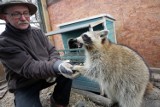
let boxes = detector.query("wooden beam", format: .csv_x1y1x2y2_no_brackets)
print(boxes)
40,0,54,45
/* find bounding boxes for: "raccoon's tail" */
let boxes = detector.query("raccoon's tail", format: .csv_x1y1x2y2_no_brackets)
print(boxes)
144,82,160,100
145,82,153,94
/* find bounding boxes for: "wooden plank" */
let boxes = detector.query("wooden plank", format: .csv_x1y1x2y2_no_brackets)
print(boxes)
40,0,54,43
150,67,160,74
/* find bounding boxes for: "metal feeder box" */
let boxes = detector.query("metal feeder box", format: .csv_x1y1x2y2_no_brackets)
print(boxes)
46,14,117,93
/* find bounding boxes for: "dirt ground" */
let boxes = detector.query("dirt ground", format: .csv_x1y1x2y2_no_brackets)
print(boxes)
0,85,103,107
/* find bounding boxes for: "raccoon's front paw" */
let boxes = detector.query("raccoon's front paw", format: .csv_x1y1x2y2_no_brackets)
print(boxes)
61,71,81,79
72,65,85,73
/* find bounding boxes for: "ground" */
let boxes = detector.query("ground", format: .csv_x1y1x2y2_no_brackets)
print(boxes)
0,85,103,107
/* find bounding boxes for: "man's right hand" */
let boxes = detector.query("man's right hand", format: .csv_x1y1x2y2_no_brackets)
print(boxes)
53,60,73,75
53,60,81,79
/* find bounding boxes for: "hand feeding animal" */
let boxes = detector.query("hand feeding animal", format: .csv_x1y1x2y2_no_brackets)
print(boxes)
72,30,150,107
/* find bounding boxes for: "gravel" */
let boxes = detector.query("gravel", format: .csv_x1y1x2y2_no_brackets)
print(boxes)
0,85,102,107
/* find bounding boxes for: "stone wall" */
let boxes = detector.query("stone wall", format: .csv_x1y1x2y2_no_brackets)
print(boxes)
47,0,160,67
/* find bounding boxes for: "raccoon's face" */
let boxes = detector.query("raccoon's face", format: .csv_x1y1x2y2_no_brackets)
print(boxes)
75,30,108,49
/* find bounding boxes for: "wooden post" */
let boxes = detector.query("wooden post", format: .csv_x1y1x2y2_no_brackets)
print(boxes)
40,0,55,45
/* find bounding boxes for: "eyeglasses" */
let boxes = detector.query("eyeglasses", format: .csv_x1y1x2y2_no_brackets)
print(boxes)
4,12,30,19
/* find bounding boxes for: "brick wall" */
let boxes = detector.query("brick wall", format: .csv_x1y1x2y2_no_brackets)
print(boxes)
47,0,160,68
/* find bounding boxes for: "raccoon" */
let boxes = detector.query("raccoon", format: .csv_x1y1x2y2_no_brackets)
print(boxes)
72,30,150,107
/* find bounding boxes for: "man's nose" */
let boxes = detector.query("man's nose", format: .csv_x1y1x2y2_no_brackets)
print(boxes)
19,15,27,20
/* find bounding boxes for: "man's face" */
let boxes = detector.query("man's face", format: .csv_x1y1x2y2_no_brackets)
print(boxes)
4,5,30,30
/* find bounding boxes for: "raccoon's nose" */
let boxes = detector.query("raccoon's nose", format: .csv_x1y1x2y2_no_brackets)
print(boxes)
72,38,83,48
70,39,78,46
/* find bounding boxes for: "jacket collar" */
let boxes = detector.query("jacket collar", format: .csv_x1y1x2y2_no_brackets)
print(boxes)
6,23,31,34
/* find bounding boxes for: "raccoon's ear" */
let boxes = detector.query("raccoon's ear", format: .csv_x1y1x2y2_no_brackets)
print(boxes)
99,30,108,38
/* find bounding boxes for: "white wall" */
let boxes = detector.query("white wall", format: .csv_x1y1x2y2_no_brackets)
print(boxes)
0,20,5,34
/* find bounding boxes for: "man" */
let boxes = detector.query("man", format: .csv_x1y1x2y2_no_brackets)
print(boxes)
0,0,74,107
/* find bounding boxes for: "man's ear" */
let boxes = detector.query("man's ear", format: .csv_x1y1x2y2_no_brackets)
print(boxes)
0,14,7,21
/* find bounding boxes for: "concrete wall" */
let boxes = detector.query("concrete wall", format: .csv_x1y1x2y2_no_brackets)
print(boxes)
47,0,160,68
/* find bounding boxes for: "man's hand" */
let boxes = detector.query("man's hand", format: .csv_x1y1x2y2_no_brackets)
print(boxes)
58,61,73,75
53,60,81,79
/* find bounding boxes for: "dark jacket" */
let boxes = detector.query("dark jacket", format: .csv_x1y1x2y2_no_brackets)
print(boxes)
0,23,60,92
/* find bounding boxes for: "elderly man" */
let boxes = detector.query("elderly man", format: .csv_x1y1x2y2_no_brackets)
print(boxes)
0,0,74,107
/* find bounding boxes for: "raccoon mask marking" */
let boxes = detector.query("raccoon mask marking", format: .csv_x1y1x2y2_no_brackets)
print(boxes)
81,34,93,50
82,34,93,45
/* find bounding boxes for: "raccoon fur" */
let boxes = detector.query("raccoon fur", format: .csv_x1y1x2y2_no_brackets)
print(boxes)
72,30,150,107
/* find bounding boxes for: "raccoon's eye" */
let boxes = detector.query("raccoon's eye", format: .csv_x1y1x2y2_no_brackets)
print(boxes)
83,34,88,38
82,34,89,40
82,34,92,44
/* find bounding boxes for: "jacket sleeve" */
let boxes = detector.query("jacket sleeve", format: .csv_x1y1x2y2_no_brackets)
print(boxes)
0,45,57,79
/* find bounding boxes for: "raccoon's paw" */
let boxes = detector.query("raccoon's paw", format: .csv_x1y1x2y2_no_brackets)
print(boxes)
61,71,81,79
72,65,85,73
